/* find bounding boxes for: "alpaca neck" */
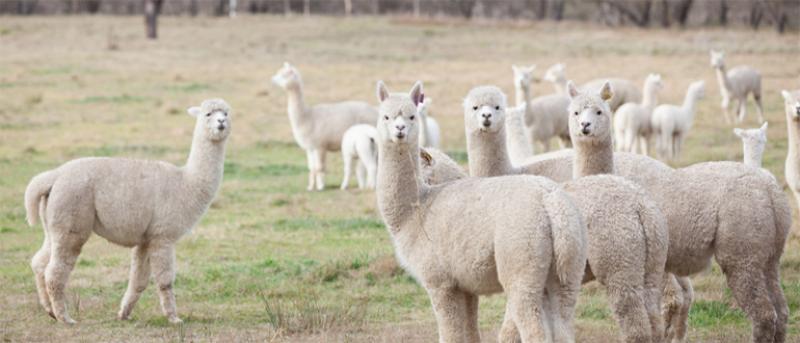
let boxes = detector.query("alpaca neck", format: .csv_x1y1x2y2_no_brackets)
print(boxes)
467,129,514,177
418,113,429,147
376,141,422,232
515,82,531,107
184,125,226,204
714,65,732,94
286,85,309,129
553,78,567,95
786,115,800,157
642,83,658,109
682,90,699,123
505,112,534,165
742,144,764,168
573,137,614,178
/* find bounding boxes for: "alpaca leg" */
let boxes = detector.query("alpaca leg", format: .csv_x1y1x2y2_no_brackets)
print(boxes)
662,274,683,342
306,149,316,191
672,277,693,343
606,282,651,343
506,287,550,343
45,231,90,324
723,267,777,342
315,150,327,191
498,304,521,343
340,155,353,190
643,271,666,342
754,92,766,124
31,230,53,317
765,259,789,343
721,97,732,124
150,243,182,324
118,244,151,320
427,287,467,343
366,163,377,189
737,99,747,123
464,293,481,343
355,162,367,189
640,136,650,156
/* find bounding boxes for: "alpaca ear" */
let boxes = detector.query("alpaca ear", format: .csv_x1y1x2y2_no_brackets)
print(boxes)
420,148,433,167
599,81,614,102
567,81,580,99
761,122,768,131
409,81,423,106
419,93,425,105
187,106,204,117
283,61,291,68
733,128,744,137
376,81,389,103
782,90,793,102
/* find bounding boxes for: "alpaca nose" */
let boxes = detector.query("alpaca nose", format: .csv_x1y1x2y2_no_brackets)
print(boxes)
482,113,492,119
217,118,225,124
581,122,591,129
396,124,406,131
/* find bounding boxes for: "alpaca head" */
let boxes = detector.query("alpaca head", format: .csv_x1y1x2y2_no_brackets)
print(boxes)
543,63,566,83
376,81,423,145
417,95,432,118
271,62,302,90
419,148,465,185
688,80,706,100
187,98,232,142
710,50,725,68
512,65,537,90
734,122,768,152
463,85,507,134
781,90,800,121
566,80,613,144
645,73,663,94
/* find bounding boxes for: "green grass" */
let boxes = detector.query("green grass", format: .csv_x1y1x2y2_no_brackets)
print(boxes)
0,14,799,342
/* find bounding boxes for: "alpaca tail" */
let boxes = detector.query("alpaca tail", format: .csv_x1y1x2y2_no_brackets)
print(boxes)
636,189,669,283
24,170,58,226
543,188,587,287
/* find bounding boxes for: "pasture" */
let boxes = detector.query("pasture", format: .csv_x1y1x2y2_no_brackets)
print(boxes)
0,15,798,341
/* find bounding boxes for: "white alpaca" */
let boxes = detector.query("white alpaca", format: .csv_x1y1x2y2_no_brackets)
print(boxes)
463,84,669,343
710,50,764,124
734,122,768,168
542,63,641,112
782,90,800,230
613,73,664,155
271,62,378,191
340,124,378,190
25,99,232,324
505,102,535,165
417,94,441,148
375,81,586,343
651,80,705,161
513,64,572,153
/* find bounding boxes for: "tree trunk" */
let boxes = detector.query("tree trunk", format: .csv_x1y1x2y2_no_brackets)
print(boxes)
660,0,670,27
189,0,197,16
283,0,290,16
749,1,763,30
372,0,379,15
413,0,420,17
535,0,546,20
675,0,693,27
720,0,728,26
144,0,160,39
344,0,352,16
303,0,310,16
552,0,565,21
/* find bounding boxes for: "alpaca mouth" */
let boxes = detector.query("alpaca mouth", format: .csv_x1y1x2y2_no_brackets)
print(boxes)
395,132,406,140
217,124,226,131
482,120,491,128
581,128,591,135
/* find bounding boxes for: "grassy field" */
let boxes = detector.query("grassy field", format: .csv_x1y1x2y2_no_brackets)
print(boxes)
0,15,799,342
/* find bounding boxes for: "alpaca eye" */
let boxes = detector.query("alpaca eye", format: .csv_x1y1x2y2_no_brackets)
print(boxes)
495,106,500,110
596,110,602,115
384,115,389,120
410,115,415,120
574,111,579,116
473,106,478,110
206,112,212,117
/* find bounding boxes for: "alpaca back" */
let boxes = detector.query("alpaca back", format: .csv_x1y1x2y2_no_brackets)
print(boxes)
727,66,761,96
310,101,378,151
526,94,570,139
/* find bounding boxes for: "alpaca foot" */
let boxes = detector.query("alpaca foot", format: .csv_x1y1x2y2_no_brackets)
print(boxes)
48,311,56,320
168,315,183,324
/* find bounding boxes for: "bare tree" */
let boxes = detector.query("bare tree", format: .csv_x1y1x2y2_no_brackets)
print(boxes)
283,0,290,16
304,0,310,16
604,0,652,27
188,0,198,16
344,0,352,16
749,0,763,30
413,0,420,17
457,0,476,18
535,0,547,20
552,0,565,21
144,0,163,39
660,0,670,27
674,0,693,27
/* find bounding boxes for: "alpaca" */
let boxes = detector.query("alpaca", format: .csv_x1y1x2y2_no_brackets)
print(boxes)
453,81,791,341
340,124,378,190
542,63,641,112
513,64,572,153
710,50,764,124
375,81,587,343
24,99,232,324
419,148,466,185
505,103,535,166
734,122,768,168
417,94,441,148
651,81,705,161
463,84,669,343
782,90,800,232
271,62,378,191
613,73,664,155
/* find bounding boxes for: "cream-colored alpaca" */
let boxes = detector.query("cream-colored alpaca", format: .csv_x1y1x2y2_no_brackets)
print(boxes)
419,148,466,185
25,99,232,324
782,90,800,232
513,64,572,153
734,122,768,168
542,63,641,112
375,81,587,343
417,94,441,148
710,50,764,124
272,62,378,191
613,73,664,155
340,124,378,190
651,81,705,161
463,84,668,343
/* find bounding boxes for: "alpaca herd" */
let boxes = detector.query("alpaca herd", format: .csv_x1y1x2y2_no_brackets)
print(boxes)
22,49,797,343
